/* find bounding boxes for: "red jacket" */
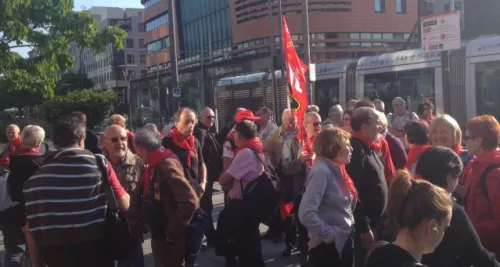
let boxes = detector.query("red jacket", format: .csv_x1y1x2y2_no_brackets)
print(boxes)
462,149,500,259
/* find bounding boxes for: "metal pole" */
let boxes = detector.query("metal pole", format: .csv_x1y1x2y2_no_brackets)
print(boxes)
302,0,312,103
450,0,455,10
200,24,205,108
121,68,133,130
156,52,162,128
168,0,180,111
278,0,285,85
268,0,278,117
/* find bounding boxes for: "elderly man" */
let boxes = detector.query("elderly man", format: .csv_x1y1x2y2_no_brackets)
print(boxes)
373,99,385,113
162,107,207,267
1,125,45,267
193,107,221,246
23,119,129,267
256,107,278,144
346,107,388,267
102,125,145,267
261,109,298,241
134,129,198,267
323,104,343,127
0,124,22,166
387,97,418,148
346,99,358,111
144,123,164,138
281,111,321,257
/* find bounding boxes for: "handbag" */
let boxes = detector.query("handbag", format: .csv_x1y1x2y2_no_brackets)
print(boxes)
95,154,133,261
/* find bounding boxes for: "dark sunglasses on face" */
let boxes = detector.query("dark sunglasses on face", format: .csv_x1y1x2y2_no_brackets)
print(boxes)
311,122,321,127
110,136,127,143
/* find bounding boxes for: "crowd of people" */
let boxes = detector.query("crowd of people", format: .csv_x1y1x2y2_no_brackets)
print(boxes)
0,96,499,267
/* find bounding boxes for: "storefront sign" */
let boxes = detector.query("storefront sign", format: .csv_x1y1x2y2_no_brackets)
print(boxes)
421,10,461,52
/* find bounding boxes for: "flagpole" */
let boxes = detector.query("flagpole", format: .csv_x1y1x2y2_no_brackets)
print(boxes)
302,0,312,103
268,0,278,120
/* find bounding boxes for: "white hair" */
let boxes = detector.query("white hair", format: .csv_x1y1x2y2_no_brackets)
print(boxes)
393,97,406,105
21,125,45,148
328,104,343,116
144,123,158,132
7,124,20,132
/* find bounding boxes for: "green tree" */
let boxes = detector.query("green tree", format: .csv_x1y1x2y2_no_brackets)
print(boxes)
0,0,127,97
41,89,116,129
54,72,94,95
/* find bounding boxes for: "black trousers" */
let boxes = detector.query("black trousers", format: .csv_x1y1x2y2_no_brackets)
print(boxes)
200,179,216,241
308,239,354,267
284,212,309,253
41,238,113,267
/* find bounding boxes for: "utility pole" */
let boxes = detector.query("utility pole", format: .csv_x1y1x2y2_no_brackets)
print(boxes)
302,0,312,103
278,0,285,86
268,0,277,118
168,0,180,113
156,53,162,128
200,25,205,108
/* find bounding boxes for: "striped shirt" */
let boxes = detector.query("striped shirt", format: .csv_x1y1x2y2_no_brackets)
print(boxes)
23,148,107,248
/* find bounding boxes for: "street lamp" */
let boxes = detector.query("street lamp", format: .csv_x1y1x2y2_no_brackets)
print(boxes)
118,64,137,130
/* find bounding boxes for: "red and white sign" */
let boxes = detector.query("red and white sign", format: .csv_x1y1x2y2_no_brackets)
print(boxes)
421,10,461,52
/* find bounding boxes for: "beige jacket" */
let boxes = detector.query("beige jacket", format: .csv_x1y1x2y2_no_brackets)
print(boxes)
263,126,287,169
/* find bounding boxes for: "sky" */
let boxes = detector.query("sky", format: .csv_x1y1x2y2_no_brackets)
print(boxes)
14,0,143,57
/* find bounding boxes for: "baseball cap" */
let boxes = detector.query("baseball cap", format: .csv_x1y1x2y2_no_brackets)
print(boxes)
235,109,261,122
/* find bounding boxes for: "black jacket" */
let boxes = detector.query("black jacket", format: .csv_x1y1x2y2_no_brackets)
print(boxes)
422,202,500,267
85,129,102,154
346,137,388,233
193,123,222,180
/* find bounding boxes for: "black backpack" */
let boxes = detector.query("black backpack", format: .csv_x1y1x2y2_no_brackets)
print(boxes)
479,164,500,202
239,148,282,224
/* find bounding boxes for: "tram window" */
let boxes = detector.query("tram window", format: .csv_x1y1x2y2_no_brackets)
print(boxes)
315,79,340,119
363,69,435,113
475,62,500,120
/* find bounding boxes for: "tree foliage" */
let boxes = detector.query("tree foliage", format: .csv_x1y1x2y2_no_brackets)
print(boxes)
41,89,116,129
0,0,127,97
0,78,45,110
54,72,94,95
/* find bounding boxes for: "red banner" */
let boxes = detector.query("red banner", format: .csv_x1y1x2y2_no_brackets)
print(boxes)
282,16,309,134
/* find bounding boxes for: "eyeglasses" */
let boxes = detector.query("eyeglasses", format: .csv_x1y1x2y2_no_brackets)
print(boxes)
110,136,127,143
206,115,215,119
311,122,321,127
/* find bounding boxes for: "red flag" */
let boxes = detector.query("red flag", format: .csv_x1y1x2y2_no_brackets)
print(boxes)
282,16,309,139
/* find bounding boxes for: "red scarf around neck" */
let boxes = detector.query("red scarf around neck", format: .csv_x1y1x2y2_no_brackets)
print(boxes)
14,147,40,156
169,128,197,167
297,132,316,154
351,132,381,150
9,136,21,152
236,137,263,155
453,145,463,155
140,147,177,198
406,144,432,169
339,163,358,200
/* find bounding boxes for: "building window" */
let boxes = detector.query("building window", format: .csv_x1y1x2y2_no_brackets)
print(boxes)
372,33,382,39
140,54,147,64
349,33,360,39
138,23,145,32
127,54,134,64
375,0,385,12
126,39,134,48
361,33,372,39
396,0,406,13
145,13,168,32
144,0,160,8
139,39,145,48
382,33,393,39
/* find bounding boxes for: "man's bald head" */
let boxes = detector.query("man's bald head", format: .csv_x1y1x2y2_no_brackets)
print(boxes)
103,125,128,160
304,112,321,123
304,112,322,137
282,109,297,132
104,124,126,137
199,107,215,128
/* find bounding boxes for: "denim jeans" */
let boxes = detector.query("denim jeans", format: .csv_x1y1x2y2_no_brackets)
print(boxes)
1,222,27,267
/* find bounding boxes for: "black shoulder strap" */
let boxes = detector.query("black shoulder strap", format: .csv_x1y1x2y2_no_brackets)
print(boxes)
95,154,118,210
480,164,500,202
366,241,390,266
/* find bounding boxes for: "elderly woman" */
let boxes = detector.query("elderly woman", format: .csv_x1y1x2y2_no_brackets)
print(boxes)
377,110,407,170
298,127,357,267
459,115,500,260
1,125,46,267
218,119,265,267
416,147,499,267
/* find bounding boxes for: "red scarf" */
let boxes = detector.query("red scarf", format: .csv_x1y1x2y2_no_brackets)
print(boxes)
453,145,463,155
13,147,40,156
169,128,197,168
140,147,177,198
351,132,381,150
236,137,263,155
339,163,358,200
406,144,432,169
9,136,21,153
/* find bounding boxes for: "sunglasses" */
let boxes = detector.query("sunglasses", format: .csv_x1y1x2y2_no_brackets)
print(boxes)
110,136,127,143
309,122,321,127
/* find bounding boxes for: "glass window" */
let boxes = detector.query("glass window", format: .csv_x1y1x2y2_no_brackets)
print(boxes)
394,33,405,40
382,33,393,39
375,0,385,12
372,42,383,47
396,0,406,13
127,54,134,64
372,33,382,39
126,39,134,48
350,42,361,47
404,33,410,39
361,43,372,47
361,33,372,39
338,42,349,48
312,33,326,40
349,33,360,39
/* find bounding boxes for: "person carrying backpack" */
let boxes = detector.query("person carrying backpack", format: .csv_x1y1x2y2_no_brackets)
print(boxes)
460,115,500,261
217,119,280,267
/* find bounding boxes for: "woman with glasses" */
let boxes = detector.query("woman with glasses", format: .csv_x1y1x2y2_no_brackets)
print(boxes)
416,147,499,267
366,170,453,267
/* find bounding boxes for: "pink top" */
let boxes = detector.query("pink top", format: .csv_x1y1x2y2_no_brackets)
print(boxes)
225,148,264,199
106,162,127,198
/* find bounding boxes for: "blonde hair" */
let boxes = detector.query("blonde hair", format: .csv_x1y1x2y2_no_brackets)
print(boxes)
109,114,127,128
375,110,388,130
313,127,351,159
429,114,462,148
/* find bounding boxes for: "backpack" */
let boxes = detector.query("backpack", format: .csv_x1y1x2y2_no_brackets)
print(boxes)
0,170,19,212
479,163,500,202
239,148,282,224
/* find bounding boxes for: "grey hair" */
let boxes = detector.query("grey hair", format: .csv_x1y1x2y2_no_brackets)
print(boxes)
347,99,358,110
7,124,20,132
134,128,162,152
282,108,292,118
144,123,158,132
393,97,406,105
173,107,196,123
328,104,343,116
21,125,45,148
305,105,320,113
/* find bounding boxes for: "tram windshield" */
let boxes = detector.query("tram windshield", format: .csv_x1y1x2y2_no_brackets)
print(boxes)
315,79,340,119
475,61,500,119
363,68,435,113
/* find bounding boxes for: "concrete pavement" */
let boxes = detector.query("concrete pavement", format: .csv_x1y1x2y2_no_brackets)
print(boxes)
0,182,302,266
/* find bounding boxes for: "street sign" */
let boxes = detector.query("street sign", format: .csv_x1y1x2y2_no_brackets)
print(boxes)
421,10,461,52
309,63,316,82
173,87,181,97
